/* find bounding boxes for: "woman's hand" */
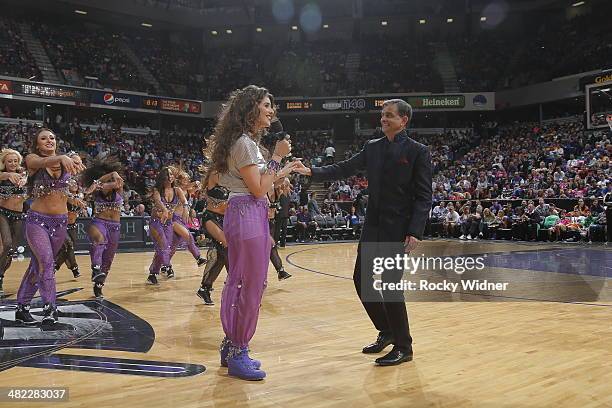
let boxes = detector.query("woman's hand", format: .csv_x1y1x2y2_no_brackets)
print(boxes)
84,183,98,195
7,173,22,186
278,161,300,179
70,155,86,173
273,139,292,158
60,155,79,175
291,160,312,176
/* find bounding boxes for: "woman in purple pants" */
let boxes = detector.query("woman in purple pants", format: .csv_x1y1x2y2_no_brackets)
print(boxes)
82,157,125,298
146,167,177,285
14,128,85,325
166,167,206,278
207,85,297,380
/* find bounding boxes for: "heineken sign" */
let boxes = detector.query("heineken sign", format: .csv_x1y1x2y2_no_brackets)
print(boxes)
412,95,465,108
278,92,492,113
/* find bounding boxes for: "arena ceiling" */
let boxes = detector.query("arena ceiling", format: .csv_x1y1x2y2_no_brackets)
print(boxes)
5,0,603,31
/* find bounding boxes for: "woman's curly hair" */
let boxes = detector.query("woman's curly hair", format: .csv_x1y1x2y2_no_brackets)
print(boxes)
205,85,274,175
81,156,124,188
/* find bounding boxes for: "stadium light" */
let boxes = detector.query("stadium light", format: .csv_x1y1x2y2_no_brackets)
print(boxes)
381,20,388,26
74,10,87,15
572,1,585,6
447,18,453,23
226,29,233,34
211,30,218,35
323,24,329,29
141,22,152,27
256,27,263,32
480,16,487,21
291,25,298,30
419,19,426,24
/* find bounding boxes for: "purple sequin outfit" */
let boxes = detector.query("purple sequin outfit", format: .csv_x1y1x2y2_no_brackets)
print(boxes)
17,169,70,306
90,191,122,277
149,188,178,274
169,212,201,261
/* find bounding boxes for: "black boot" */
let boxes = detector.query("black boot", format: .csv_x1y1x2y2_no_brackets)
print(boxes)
42,304,58,325
166,266,175,279
196,285,214,305
15,304,37,325
71,267,81,279
277,269,292,280
197,257,207,267
93,282,104,298
91,265,105,283
146,274,159,285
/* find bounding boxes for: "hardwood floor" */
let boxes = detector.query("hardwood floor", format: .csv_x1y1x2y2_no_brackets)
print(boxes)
0,240,610,407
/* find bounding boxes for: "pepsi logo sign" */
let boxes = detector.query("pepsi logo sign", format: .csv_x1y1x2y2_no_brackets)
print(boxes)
103,93,131,105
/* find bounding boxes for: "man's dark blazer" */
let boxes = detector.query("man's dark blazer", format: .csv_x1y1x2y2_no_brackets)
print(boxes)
311,130,433,243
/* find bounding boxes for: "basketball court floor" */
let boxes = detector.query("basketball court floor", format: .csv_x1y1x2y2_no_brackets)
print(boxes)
0,240,610,407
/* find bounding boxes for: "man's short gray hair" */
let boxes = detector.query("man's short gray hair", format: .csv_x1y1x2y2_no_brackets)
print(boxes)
382,99,413,121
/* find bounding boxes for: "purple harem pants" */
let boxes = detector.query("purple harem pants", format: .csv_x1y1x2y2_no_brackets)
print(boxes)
149,217,173,274
17,210,68,306
169,213,201,260
220,195,272,348
89,217,121,278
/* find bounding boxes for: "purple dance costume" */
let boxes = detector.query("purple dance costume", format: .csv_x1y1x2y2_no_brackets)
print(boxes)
148,188,178,275
90,190,122,283
217,134,273,380
169,211,201,261
16,168,70,309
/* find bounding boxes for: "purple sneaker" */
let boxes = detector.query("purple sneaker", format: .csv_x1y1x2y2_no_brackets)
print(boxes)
220,338,261,369
227,347,265,381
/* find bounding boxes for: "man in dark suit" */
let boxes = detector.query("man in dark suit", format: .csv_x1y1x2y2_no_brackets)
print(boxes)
294,99,432,365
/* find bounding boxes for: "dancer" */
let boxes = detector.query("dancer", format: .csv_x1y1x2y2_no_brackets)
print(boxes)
55,179,86,279
166,167,206,279
0,149,27,295
146,167,176,285
267,181,291,280
15,128,85,325
196,170,228,305
208,85,296,380
196,171,291,305
82,157,124,298
196,171,228,304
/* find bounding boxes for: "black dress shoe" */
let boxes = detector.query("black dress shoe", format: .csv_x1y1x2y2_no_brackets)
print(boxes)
362,332,394,354
375,348,413,366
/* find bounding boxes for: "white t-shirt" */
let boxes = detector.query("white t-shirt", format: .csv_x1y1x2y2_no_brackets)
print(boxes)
219,134,266,198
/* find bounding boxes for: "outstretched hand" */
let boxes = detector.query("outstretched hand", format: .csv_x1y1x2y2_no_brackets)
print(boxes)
278,160,301,178
291,160,312,176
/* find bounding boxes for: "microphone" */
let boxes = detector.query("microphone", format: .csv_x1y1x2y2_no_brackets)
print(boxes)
269,118,288,140
269,118,293,161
